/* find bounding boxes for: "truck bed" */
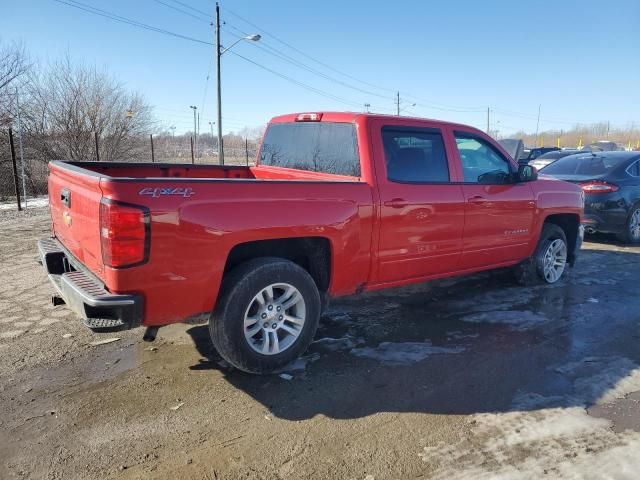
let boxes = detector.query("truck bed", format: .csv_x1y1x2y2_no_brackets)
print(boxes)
61,161,362,182
47,160,373,326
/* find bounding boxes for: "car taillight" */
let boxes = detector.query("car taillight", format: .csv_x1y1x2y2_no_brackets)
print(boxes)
580,181,619,194
295,112,323,122
100,199,149,268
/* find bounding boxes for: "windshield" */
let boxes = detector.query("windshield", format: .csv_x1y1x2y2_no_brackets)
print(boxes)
258,122,360,176
542,154,626,175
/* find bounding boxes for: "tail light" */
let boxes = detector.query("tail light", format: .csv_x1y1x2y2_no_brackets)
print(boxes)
100,199,150,268
580,181,619,194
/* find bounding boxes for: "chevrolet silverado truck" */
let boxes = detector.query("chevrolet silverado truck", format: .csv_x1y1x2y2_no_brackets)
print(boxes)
39,112,584,374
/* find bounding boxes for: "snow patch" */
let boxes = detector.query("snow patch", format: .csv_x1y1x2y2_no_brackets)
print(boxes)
418,407,640,480
350,341,464,365
0,196,48,211
461,310,549,331
312,336,364,352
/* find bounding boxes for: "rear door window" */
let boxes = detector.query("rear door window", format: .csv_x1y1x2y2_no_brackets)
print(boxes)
382,127,450,182
259,122,360,176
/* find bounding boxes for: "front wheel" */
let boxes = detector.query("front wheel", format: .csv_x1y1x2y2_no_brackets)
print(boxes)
514,223,568,285
209,257,321,374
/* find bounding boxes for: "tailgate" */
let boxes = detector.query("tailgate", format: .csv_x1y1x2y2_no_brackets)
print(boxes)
48,162,105,280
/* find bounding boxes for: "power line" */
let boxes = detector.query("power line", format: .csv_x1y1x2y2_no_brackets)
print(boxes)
51,0,383,110
220,5,396,95
221,10,488,114
53,0,214,45
151,0,210,23
223,23,391,101
226,50,365,108
166,0,212,20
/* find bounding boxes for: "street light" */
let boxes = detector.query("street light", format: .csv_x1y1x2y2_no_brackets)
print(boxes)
399,103,416,115
215,2,261,165
220,34,262,55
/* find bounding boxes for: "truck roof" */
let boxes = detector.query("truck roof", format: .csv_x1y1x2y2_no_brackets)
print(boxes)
269,112,485,133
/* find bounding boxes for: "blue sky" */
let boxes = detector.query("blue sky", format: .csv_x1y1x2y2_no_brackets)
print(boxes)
2,0,639,135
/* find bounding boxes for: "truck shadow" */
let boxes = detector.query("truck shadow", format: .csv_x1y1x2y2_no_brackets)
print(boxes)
187,245,640,421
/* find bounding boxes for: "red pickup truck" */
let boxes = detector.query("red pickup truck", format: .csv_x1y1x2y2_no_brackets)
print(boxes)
39,112,583,373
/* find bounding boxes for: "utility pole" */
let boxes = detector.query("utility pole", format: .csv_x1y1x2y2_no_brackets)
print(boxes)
197,112,200,157
486,107,490,134
190,105,197,156
150,134,155,162
535,104,541,147
606,121,610,139
15,88,26,208
216,1,224,165
364,103,370,113
396,91,400,116
8,128,22,211
94,132,100,162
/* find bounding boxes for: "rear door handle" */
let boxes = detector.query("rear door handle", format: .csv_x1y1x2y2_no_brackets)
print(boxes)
384,198,409,209
467,195,487,204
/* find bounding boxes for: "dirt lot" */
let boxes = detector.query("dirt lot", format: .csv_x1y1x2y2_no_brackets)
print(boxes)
1,208,640,479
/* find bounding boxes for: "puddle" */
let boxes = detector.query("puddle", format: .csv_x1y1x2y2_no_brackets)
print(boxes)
350,341,464,366
460,310,550,331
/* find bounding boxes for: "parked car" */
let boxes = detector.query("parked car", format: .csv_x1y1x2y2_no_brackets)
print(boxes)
38,112,583,374
541,151,640,243
530,149,587,171
590,140,619,152
519,146,560,163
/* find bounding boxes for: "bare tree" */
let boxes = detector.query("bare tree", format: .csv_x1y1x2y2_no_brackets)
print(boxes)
0,40,30,127
26,55,155,162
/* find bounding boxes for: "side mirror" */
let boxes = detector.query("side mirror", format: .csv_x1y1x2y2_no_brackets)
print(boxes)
517,164,538,182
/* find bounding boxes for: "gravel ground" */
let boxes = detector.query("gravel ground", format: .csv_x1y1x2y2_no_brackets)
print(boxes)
1,208,640,479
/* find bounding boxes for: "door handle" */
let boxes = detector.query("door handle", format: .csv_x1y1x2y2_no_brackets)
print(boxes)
467,195,487,204
384,198,409,208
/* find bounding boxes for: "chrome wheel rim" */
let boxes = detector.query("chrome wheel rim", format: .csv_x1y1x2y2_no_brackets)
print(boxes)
243,283,306,355
543,238,567,283
630,209,640,240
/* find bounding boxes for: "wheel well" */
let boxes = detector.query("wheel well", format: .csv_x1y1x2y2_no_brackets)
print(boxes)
224,237,331,292
544,214,580,263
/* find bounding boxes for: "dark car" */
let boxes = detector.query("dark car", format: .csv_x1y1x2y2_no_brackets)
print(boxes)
518,146,560,163
541,151,640,243
530,149,588,170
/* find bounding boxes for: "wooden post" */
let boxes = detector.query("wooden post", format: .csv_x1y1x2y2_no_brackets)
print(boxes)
190,136,195,164
8,128,22,211
150,134,155,163
94,132,100,162
245,138,249,165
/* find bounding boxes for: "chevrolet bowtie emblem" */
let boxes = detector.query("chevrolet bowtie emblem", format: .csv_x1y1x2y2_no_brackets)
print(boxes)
63,211,72,227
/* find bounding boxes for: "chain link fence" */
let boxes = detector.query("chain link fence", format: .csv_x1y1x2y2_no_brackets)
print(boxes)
0,130,259,209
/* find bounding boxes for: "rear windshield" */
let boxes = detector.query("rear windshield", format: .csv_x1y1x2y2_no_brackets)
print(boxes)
542,154,627,175
258,122,360,177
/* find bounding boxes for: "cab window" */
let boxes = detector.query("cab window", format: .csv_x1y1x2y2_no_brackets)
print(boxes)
454,133,513,184
382,127,450,183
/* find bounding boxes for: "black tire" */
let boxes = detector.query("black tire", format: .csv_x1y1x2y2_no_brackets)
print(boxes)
616,205,640,245
514,223,568,285
209,257,321,374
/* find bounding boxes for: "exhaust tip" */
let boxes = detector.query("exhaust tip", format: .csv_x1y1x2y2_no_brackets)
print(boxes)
51,295,65,306
143,326,159,342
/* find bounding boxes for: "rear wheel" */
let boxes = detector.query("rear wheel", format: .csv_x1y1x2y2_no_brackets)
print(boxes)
209,257,320,374
616,206,640,245
514,223,568,285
